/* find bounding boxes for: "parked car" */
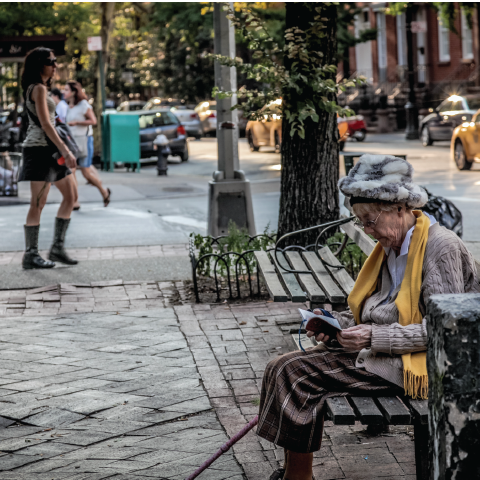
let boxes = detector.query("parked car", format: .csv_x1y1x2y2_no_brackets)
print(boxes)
195,101,217,135
139,109,188,161
117,100,146,112
450,109,480,170
246,101,282,153
143,97,185,110
170,106,203,139
420,94,480,147
246,100,349,152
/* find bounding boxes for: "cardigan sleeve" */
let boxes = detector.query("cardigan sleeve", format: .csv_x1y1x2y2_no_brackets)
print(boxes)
330,309,356,330
371,248,476,355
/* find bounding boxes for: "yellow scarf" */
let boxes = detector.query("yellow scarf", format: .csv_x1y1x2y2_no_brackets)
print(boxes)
347,210,429,399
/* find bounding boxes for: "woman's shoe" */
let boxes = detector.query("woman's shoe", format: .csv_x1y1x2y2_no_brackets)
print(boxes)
269,469,285,480
73,205,81,211
22,225,55,269
48,218,78,265
103,188,111,207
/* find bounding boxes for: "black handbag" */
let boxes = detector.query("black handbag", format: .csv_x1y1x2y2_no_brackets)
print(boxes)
421,187,463,238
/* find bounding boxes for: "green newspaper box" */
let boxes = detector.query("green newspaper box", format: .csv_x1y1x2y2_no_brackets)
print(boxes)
101,112,140,172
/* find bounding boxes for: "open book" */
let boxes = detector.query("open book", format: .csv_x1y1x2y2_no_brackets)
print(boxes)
298,308,342,336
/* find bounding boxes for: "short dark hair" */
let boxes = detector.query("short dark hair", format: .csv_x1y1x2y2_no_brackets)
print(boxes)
50,88,62,100
21,47,54,99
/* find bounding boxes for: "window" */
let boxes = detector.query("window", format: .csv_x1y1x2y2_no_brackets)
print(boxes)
377,12,387,82
461,11,473,60
438,18,450,62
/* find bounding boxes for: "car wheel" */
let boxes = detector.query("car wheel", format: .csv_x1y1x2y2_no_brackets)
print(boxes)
274,132,281,154
421,126,433,147
179,144,189,162
247,131,259,152
454,141,472,170
353,129,366,142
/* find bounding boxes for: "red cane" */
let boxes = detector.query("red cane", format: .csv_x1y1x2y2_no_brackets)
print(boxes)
185,415,259,480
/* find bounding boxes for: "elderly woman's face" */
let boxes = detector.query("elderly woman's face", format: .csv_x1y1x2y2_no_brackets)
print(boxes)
353,204,407,250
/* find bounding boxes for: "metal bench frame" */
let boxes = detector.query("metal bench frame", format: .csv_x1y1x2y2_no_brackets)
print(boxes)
255,218,428,480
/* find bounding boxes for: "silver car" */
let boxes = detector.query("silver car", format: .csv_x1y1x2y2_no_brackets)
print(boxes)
170,106,203,139
195,101,217,135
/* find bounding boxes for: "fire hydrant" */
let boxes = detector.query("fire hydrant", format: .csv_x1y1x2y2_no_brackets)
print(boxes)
153,134,171,176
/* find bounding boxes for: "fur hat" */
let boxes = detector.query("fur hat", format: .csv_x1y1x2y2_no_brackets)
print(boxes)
338,154,428,209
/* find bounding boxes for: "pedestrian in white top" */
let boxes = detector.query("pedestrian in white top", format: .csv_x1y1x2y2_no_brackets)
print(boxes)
64,81,110,210
50,88,68,123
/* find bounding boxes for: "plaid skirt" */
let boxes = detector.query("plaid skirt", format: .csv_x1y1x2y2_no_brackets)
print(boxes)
257,344,402,453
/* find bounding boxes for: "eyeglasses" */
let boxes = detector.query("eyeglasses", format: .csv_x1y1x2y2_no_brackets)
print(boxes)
44,58,57,66
353,211,382,230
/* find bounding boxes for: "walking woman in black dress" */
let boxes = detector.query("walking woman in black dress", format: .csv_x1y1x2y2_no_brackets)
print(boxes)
19,47,78,269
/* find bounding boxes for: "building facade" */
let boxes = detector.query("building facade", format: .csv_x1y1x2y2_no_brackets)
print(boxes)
342,3,479,99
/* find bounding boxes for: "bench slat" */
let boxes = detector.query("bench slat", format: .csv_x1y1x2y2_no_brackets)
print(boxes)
302,252,346,303
348,397,384,425
405,399,428,425
284,252,326,303
326,397,356,425
375,396,411,425
254,252,289,302
319,246,355,295
341,222,376,256
270,252,307,303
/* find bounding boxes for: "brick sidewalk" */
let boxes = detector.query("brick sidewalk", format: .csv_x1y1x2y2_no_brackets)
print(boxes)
0,284,417,479
178,302,417,480
0,244,188,266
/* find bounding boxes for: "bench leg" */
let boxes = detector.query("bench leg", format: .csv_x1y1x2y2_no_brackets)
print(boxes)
413,421,429,480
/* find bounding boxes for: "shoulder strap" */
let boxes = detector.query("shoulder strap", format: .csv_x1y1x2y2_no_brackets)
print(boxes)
25,84,44,128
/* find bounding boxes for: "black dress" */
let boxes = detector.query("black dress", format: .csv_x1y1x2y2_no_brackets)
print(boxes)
19,84,71,183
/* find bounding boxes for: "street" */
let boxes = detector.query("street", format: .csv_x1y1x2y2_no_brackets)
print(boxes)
1,133,480,289
1,134,480,250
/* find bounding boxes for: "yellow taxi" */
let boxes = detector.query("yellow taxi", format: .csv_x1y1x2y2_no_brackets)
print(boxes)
451,110,480,170
246,99,349,153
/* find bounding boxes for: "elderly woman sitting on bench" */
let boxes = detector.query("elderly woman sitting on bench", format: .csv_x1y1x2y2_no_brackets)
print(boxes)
257,155,479,480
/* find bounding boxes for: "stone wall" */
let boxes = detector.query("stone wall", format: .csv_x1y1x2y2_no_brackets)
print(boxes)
427,293,480,480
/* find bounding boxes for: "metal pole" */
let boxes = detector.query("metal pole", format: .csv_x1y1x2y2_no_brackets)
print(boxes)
98,50,106,113
214,2,239,178
405,6,419,140
207,3,256,237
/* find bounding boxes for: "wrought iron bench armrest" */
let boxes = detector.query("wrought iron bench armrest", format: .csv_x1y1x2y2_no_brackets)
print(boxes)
274,217,353,274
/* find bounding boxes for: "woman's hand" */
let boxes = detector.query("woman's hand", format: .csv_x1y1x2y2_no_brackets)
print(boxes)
305,308,332,343
68,121,77,127
64,151,76,169
337,325,372,351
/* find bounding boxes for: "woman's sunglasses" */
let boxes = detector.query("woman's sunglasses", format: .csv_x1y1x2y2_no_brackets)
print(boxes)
44,58,57,66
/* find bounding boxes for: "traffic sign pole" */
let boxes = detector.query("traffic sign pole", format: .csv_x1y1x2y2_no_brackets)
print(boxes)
207,3,256,237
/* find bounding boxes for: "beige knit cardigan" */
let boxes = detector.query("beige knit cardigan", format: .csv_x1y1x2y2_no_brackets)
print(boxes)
332,223,479,388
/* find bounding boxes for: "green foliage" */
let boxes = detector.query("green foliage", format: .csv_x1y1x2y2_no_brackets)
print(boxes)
326,232,367,279
148,3,215,102
190,221,276,279
210,2,365,139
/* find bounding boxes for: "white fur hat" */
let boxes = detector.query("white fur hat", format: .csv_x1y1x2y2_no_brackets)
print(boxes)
338,154,428,209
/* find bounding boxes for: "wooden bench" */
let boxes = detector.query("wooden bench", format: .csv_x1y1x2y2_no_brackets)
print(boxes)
255,217,429,480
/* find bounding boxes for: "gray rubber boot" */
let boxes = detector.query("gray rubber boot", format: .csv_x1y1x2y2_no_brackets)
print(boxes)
48,218,78,265
22,225,55,270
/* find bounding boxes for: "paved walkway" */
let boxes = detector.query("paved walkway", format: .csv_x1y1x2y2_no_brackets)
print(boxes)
0,282,416,479
0,245,191,290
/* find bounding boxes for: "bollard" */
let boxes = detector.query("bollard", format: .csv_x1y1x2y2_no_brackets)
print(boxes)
427,293,480,480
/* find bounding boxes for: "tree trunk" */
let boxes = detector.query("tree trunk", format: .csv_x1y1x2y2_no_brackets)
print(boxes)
95,2,115,157
278,3,340,246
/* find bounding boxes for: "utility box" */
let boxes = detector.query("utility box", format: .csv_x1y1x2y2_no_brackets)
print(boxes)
101,112,140,172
